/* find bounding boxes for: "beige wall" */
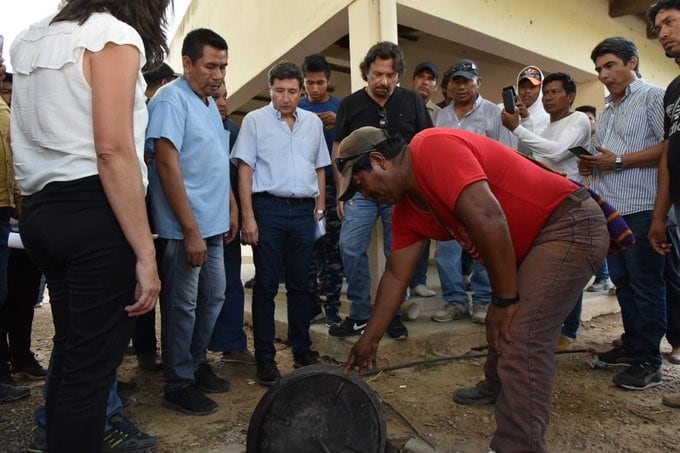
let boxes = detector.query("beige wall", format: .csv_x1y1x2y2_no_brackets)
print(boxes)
169,0,677,116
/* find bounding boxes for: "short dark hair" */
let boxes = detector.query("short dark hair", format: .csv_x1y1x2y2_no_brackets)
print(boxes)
352,133,407,173
302,54,331,79
2,73,12,84
590,36,640,77
543,72,576,96
359,41,405,82
575,105,597,116
267,61,304,89
182,28,228,63
647,1,680,30
440,65,455,91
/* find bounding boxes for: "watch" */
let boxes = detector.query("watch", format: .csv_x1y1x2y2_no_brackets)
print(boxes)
491,294,519,308
316,209,325,217
614,156,623,171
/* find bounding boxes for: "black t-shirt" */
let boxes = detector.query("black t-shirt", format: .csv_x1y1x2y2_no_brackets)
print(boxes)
334,86,433,144
664,75,680,202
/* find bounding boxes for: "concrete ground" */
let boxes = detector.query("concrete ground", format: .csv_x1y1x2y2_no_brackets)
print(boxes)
238,244,619,364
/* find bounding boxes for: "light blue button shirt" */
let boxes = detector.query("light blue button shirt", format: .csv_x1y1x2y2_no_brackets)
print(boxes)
146,78,231,239
231,103,330,198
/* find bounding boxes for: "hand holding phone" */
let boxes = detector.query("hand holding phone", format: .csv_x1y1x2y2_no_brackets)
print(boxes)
568,146,592,158
502,85,517,114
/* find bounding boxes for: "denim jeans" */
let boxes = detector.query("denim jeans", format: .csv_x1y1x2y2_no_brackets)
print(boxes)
435,240,491,304
409,239,430,288
665,221,680,348
209,238,247,352
20,176,135,452
252,194,316,361
594,261,609,281
560,293,583,339
339,193,393,320
484,197,608,453
607,210,666,368
158,235,226,392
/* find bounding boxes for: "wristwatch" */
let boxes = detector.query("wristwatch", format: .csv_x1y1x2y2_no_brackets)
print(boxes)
316,209,325,217
491,294,519,308
614,156,623,171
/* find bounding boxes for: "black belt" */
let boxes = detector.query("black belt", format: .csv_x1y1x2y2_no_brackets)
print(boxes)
254,192,314,204
544,187,591,227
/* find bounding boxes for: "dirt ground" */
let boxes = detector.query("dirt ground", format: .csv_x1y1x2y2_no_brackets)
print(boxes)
1,302,679,453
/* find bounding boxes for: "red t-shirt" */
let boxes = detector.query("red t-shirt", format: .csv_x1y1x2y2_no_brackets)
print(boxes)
392,128,579,264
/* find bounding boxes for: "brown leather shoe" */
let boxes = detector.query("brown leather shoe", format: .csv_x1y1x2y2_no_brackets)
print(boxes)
662,392,680,408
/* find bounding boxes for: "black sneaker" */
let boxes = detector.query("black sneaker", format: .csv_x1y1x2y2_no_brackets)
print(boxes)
11,353,47,380
0,381,30,402
324,307,342,327
328,317,368,337
386,316,408,340
587,345,635,368
453,382,498,405
136,352,163,372
163,385,218,415
293,351,320,369
26,425,46,453
194,362,230,393
102,414,158,452
613,362,662,390
256,360,282,387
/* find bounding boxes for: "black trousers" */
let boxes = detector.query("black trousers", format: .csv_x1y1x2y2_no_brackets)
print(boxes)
21,176,135,453
0,248,42,367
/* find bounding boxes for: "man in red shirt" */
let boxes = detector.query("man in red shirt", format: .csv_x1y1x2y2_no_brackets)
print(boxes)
340,126,609,453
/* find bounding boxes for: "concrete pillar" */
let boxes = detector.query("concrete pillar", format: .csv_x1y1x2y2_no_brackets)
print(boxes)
346,0,399,296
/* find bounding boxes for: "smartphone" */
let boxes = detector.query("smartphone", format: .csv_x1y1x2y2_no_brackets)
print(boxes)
568,146,592,157
502,86,517,114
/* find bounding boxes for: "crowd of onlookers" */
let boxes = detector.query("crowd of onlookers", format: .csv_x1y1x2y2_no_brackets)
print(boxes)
1,0,680,451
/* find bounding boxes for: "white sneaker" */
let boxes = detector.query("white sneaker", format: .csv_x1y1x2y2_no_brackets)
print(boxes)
431,303,469,322
471,302,488,324
410,284,436,298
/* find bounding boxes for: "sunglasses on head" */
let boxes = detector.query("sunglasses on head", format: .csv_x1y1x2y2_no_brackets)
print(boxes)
335,149,373,173
453,62,477,73
521,69,541,79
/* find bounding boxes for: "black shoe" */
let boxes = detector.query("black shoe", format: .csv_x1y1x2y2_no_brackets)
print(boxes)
256,360,282,387
11,353,47,380
194,362,230,393
244,277,255,289
163,385,218,415
328,317,368,337
453,382,498,405
324,307,342,327
0,365,16,385
613,362,662,390
102,414,158,452
293,351,320,369
0,382,30,403
117,379,138,392
136,352,163,372
588,345,635,368
26,425,46,453
386,316,408,340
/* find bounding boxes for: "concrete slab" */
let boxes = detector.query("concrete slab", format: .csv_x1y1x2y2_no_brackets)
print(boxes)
239,245,619,364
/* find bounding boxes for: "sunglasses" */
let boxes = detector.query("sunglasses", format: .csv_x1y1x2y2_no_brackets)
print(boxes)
335,149,373,173
520,70,541,80
378,107,388,129
453,62,478,73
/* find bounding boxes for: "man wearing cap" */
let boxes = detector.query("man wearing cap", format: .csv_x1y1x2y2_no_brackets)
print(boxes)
339,126,608,453
511,65,550,156
143,62,181,100
432,59,511,325
329,41,432,340
411,61,440,122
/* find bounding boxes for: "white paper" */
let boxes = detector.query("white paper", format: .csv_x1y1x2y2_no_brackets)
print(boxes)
8,232,24,249
314,219,326,240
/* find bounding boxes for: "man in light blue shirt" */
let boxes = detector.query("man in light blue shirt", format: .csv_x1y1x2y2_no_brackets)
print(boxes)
232,61,330,386
147,29,238,415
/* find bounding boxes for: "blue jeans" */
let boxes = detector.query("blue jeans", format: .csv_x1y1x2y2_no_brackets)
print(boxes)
594,261,609,281
607,210,666,368
665,215,680,348
252,194,316,361
209,238,247,352
561,293,583,339
435,240,491,304
409,240,430,288
339,193,392,320
158,235,226,391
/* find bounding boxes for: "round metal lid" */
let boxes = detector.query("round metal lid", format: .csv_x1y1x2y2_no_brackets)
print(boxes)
247,364,386,453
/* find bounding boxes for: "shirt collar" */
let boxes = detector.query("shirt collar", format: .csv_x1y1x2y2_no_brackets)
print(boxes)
267,102,298,120
604,78,644,105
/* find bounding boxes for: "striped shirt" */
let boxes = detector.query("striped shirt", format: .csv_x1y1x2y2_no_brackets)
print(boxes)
591,79,665,215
